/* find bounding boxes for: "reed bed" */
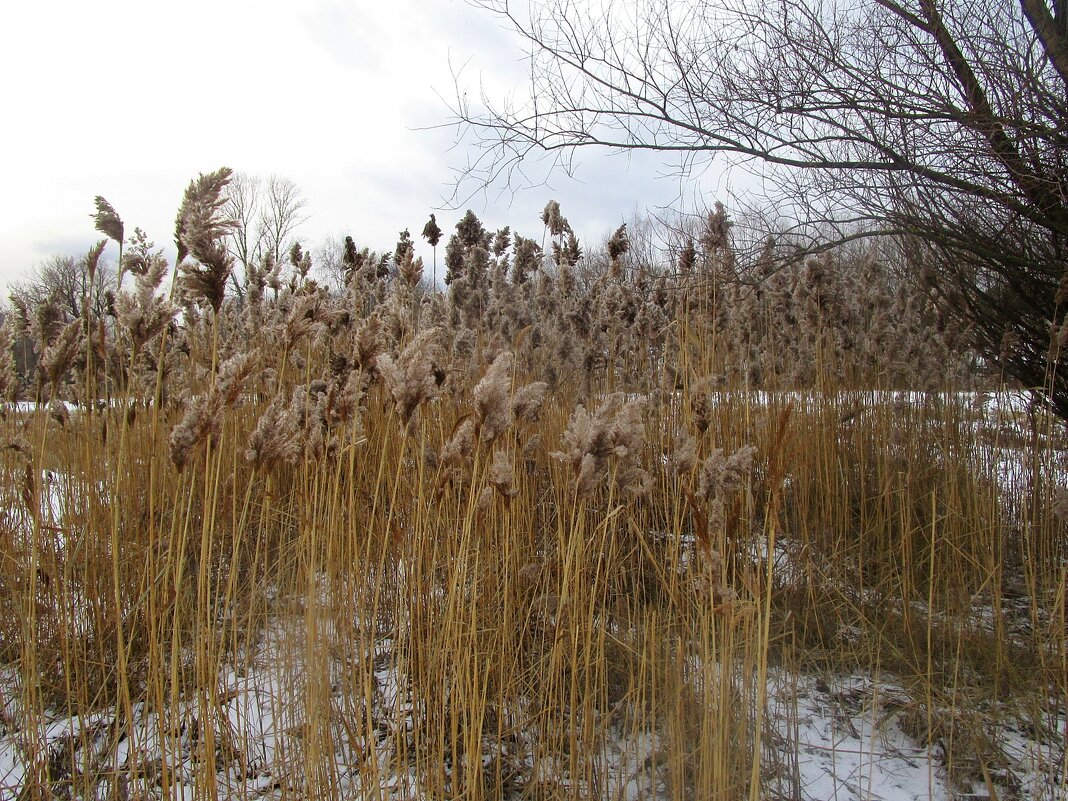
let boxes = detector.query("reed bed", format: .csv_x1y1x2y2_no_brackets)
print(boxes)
0,176,1064,800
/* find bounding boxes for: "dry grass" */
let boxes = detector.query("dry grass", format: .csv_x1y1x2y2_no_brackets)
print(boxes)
0,188,1064,800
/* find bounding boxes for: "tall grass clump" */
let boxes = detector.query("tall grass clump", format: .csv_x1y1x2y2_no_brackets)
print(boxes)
0,181,1063,800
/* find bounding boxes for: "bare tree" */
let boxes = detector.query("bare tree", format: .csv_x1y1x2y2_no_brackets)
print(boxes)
224,173,308,295
224,172,263,284
260,175,308,266
314,233,350,292
8,253,115,323
455,0,1068,414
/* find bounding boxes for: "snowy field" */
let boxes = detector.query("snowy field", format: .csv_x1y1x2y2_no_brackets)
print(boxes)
1,629,1064,800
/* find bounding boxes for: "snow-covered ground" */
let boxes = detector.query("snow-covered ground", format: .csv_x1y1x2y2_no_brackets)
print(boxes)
0,618,1064,801
767,672,1067,801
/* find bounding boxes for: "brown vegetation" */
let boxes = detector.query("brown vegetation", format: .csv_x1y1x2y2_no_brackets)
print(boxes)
0,183,1063,799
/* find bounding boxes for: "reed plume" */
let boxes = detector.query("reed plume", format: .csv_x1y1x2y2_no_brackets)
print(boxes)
169,352,255,468
115,247,175,359
39,319,83,398
473,351,514,442
91,196,124,245
175,167,235,313
695,445,757,534
376,329,442,431
511,380,548,422
552,395,645,498
0,320,17,403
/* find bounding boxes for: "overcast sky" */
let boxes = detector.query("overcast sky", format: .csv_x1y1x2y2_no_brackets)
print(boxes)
0,0,725,295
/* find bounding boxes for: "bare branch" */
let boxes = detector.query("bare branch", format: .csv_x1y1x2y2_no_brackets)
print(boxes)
452,0,1068,414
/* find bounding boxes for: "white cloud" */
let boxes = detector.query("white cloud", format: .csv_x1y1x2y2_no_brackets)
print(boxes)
0,0,723,295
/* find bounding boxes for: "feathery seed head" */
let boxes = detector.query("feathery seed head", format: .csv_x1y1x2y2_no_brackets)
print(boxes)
174,167,235,312
0,321,18,403
441,417,476,466
421,214,443,248
487,448,518,498
541,201,568,238
48,399,70,427
169,351,255,469
377,328,442,431
696,445,756,505
474,351,514,442
1052,487,1068,523
552,395,645,498
511,381,548,422
672,433,698,476
607,223,629,262
92,196,124,245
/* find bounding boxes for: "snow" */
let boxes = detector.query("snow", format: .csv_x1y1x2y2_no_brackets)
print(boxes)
769,675,951,801
1,626,1064,800
765,672,1064,801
